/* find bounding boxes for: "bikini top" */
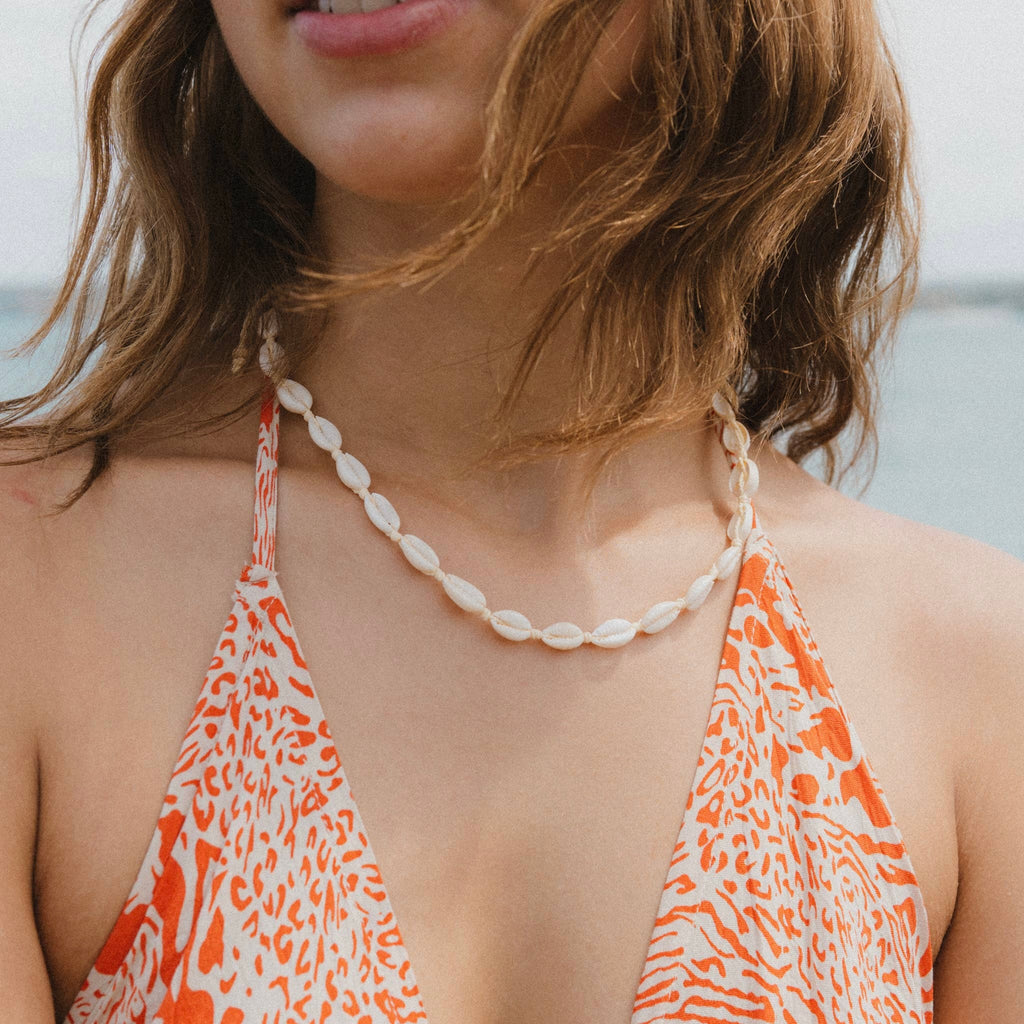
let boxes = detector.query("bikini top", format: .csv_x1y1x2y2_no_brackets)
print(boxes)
64,380,934,1024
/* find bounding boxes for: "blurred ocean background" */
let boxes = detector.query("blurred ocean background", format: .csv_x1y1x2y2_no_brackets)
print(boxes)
1,0,1022,559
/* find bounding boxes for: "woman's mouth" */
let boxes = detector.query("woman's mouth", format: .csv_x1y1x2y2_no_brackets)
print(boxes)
288,0,471,57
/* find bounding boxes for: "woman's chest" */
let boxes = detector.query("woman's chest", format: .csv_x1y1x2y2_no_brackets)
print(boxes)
36,540,953,1022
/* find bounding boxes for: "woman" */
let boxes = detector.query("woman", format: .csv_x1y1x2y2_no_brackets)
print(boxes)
1,0,1020,1018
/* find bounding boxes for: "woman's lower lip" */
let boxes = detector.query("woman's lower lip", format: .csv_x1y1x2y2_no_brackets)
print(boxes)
290,0,473,58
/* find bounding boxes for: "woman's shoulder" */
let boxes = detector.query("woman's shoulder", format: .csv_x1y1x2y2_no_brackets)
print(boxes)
757,441,1024,647
0,381,264,565
0,392,265,689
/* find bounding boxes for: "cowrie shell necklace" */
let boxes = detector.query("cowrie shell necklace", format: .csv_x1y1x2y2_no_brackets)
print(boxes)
256,310,759,650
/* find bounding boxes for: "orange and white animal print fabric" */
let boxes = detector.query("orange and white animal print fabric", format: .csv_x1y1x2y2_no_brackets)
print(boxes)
65,381,934,1024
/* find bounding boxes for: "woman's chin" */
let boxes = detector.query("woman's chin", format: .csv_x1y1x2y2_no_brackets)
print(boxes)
311,147,484,207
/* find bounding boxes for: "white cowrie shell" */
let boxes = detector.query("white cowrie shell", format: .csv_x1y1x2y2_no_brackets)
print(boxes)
307,414,342,452
276,379,312,414
711,391,733,420
335,451,370,492
364,491,400,535
640,600,682,635
540,621,585,651
721,421,750,456
684,573,716,611
490,609,533,642
399,534,440,575
258,338,284,374
442,574,487,615
713,543,743,580
727,501,754,543
729,457,759,498
589,618,636,648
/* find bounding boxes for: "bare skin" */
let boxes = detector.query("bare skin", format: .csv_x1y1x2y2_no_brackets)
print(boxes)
3,394,1023,1021
1,0,1022,1018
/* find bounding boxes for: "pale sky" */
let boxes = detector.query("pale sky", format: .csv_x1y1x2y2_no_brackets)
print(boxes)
1,0,1021,287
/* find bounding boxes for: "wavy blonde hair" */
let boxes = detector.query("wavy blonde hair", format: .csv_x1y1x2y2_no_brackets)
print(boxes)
1,0,919,512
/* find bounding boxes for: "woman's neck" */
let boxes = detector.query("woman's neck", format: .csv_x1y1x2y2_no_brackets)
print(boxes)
281,176,731,546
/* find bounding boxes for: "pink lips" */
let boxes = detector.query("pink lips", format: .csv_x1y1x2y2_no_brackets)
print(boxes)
289,0,474,57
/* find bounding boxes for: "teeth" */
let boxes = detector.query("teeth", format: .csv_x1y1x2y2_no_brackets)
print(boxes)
314,0,402,11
